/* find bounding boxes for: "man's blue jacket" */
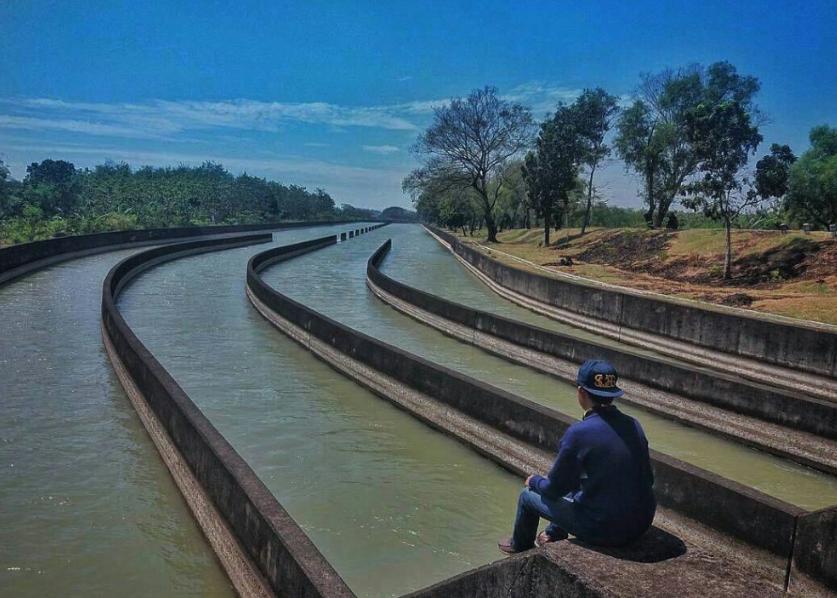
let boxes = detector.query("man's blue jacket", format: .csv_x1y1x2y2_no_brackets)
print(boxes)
528,405,656,539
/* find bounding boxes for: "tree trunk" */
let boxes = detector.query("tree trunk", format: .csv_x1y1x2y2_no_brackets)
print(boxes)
581,168,595,235
543,210,551,246
655,193,676,229
484,210,498,242
646,165,657,228
723,218,733,280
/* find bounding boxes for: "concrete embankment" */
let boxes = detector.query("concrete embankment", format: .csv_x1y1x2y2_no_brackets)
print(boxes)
246,232,837,596
102,233,356,598
366,239,837,474
0,219,384,285
426,227,837,402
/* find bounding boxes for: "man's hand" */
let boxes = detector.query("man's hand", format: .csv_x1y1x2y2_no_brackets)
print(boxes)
525,474,536,488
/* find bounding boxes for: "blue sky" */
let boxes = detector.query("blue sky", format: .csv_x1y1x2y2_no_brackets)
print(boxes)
1,1,834,210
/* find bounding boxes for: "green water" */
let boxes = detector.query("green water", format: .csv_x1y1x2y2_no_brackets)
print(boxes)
0,249,232,596
118,224,522,597
267,224,837,511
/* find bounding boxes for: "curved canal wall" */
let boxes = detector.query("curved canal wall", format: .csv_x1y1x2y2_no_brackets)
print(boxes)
366,240,837,460
0,219,382,285
426,227,837,397
102,233,355,598
246,233,837,593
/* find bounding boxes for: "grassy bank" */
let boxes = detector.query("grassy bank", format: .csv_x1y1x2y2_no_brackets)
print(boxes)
454,227,837,325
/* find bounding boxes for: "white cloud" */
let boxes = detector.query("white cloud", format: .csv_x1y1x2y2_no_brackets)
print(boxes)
0,114,165,138
0,82,600,142
362,144,400,154
0,97,420,138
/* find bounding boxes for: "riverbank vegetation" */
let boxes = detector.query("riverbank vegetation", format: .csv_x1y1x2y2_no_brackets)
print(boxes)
405,61,836,281
459,227,837,324
0,159,401,245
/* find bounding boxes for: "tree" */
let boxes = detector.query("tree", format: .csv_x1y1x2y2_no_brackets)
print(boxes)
380,206,417,222
574,89,620,234
408,86,534,242
24,159,80,216
785,125,837,228
615,66,705,228
522,104,585,246
492,160,528,230
2,158,351,244
615,101,663,227
0,159,10,219
755,144,796,200
339,203,379,220
681,64,763,279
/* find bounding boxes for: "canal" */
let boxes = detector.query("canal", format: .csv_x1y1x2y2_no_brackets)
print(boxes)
266,223,837,510
0,248,233,596
118,224,521,597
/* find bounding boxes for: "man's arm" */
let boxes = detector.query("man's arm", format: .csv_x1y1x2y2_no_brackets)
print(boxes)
527,429,580,500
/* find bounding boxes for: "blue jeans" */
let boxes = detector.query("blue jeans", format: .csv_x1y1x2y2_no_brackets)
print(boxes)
511,488,583,550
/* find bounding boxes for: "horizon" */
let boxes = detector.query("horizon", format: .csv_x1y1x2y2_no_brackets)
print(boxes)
1,1,835,211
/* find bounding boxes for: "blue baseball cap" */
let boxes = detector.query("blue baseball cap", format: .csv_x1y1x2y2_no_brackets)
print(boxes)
576,359,624,400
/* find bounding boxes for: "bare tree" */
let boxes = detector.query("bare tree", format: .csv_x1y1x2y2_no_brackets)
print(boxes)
409,86,534,242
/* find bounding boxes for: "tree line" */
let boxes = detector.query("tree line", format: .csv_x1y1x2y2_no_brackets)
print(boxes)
0,159,401,244
404,61,836,278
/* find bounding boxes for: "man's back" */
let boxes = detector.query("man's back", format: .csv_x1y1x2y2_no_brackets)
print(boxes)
566,406,655,533
501,360,657,554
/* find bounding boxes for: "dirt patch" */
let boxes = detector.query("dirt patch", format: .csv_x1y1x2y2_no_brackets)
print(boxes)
569,230,830,288
574,230,672,268
732,237,821,284
720,292,754,307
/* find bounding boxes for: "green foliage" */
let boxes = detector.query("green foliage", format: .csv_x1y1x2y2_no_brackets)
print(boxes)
380,206,417,222
615,65,705,228
573,88,620,233
755,144,796,199
568,203,647,228
522,103,586,245
0,158,352,245
785,125,837,228
339,203,380,220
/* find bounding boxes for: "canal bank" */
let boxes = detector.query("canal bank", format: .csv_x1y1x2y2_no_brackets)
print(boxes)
263,224,837,510
247,229,835,595
117,224,524,596
367,238,837,475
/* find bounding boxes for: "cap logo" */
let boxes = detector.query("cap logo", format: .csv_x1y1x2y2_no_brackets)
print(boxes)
593,373,617,388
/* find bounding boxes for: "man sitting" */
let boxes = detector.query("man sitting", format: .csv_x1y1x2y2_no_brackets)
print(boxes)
499,360,656,553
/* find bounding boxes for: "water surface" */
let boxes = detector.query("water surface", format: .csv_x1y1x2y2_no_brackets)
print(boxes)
0,248,232,596
119,224,522,597
268,224,837,510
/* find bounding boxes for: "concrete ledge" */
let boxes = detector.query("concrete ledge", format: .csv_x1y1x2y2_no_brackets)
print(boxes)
245,238,809,565
102,233,354,598
405,552,608,598
366,240,837,472
790,506,837,594
426,226,837,393
0,219,384,286
246,238,837,594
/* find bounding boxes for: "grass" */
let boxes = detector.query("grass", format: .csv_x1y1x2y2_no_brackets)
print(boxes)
453,227,837,325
